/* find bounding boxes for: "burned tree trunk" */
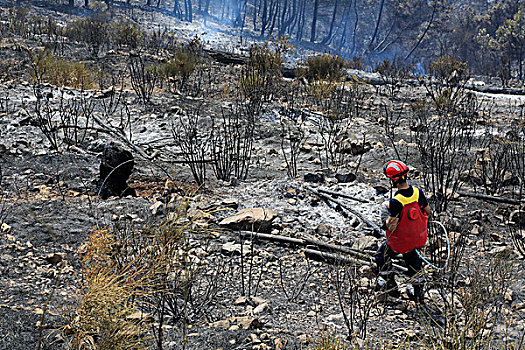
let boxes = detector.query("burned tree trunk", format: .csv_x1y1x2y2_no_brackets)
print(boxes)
279,0,288,32
260,0,269,37
350,0,359,56
97,143,136,199
322,0,339,45
185,0,193,22
404,1,437,60
296,0,307,41
253,0,259,31
310,0,319,42
203,0,211,24
338,2,351,52
266,0,281,38
173,0,179,15
369,0,385,48
280,0,297,37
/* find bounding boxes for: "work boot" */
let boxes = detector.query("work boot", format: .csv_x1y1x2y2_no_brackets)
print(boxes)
407,279,425,304
375,275,400,298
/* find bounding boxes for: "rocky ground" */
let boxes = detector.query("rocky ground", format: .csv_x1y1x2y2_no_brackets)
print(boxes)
0,1,525,350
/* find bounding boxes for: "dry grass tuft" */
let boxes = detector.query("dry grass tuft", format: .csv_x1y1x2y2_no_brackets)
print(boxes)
64,228,152,350
62,195,215,349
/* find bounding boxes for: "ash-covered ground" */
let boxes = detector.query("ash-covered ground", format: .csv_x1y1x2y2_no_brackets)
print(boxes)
0,2,524,350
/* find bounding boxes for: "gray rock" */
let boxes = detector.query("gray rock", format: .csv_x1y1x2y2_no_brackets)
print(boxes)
353,236,378,251
150,201,164,216
251,296,268,306
1,222,12,234
221,242,251,256
234,296,248,305
253,303,269,314
235,316,263,329
315,224,332,236
219,208,278,233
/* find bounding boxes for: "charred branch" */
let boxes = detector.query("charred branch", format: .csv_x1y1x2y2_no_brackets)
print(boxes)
457,191,524,205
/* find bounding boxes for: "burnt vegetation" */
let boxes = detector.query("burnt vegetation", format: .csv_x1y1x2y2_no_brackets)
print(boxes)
0,1,525,350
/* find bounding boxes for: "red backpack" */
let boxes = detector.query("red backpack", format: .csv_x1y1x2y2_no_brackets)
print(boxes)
386,187,428,254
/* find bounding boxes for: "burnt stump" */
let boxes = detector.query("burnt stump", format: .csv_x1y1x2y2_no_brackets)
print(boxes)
97,143,136,199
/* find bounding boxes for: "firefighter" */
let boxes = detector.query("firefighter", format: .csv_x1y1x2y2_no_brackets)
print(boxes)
375,160,431,304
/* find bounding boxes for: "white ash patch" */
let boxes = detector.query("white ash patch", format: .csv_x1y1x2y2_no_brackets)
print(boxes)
218,178,386,240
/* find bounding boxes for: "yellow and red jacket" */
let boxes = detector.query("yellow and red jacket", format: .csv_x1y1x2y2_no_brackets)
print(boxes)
386,187,428,254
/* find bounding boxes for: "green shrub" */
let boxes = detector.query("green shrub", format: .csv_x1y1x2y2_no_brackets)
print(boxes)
375,58,414,97
307,80,338,100
7,7,29,36
29,16,61,38
375,58,413,80
128,53,159,104
160,49,197,91
110,19,144,49
347,57,364,70
239,67,271,100
424,55,469,113
66,14,109,56
239,41,286,101
302,54,347,82
88,0,109,12
428,55,468,82
31,51,96,89
247,42,283,77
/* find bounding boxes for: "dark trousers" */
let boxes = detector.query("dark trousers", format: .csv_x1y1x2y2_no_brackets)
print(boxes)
374,242,423,278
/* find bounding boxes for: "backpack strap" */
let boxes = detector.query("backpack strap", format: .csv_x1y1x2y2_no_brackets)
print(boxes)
393,187,419,206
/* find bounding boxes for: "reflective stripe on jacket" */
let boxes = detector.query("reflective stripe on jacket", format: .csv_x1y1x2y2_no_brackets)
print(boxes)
385,187,428,254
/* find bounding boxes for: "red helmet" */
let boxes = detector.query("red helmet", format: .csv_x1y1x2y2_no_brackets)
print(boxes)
383,160,409,181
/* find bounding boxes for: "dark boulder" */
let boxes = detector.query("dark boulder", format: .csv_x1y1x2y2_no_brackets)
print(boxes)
97,143,136,199
304,173,325,183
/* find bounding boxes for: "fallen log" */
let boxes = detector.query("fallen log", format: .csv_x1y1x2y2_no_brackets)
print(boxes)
457,191,523,205
303,248,407,271
305,248,408,272
238,231,305,246
318,188,370,203
204,49,248,65
302,235,373,262
305,248,370,266
236,231,407,271
304,185,382,236
238,231,374,261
